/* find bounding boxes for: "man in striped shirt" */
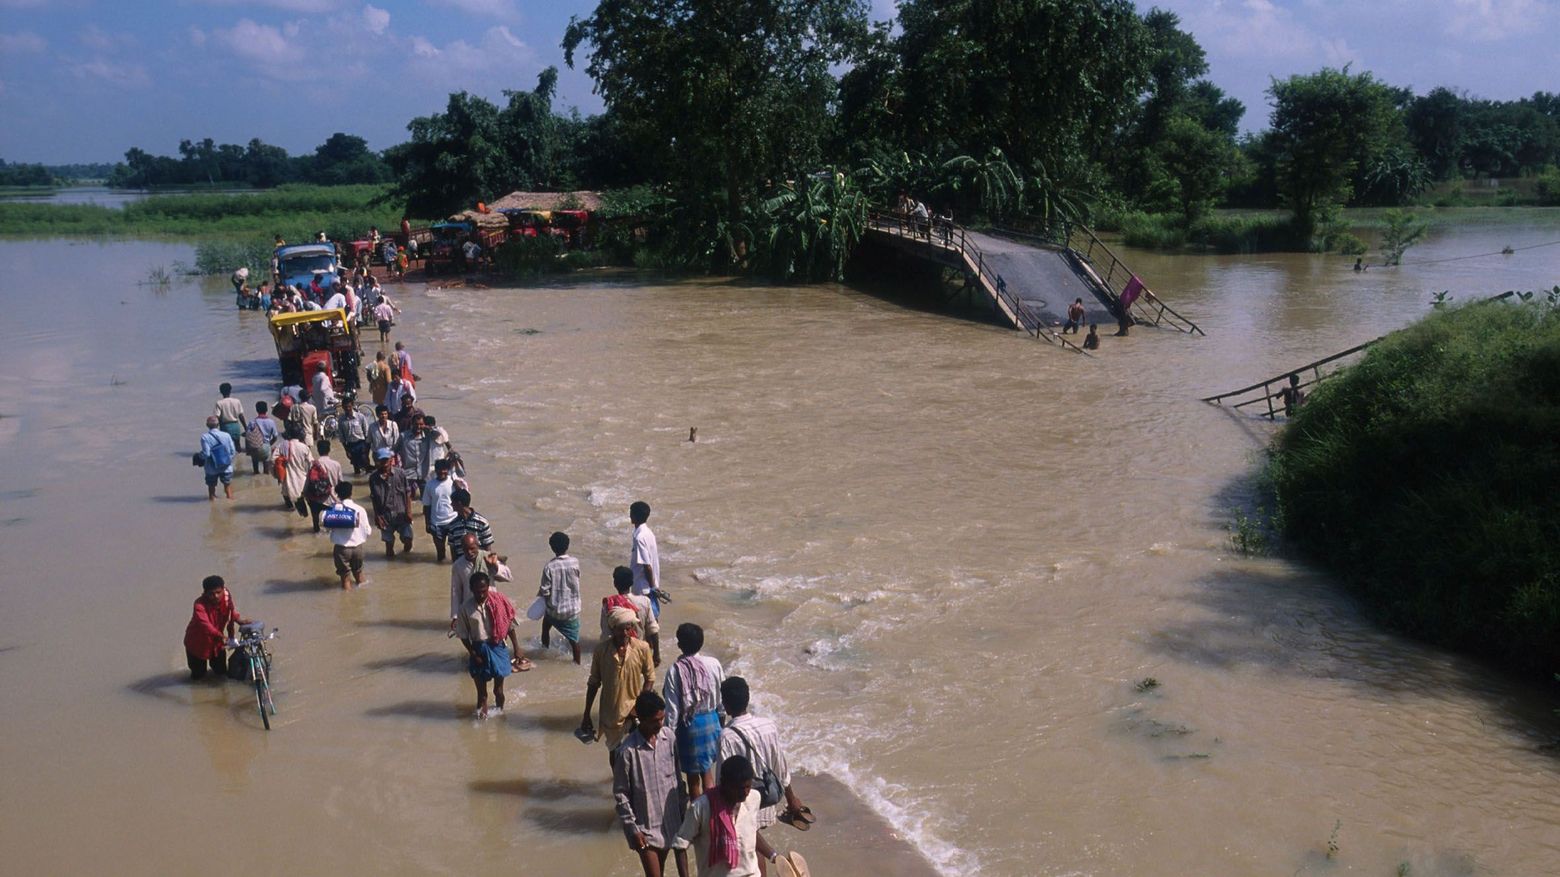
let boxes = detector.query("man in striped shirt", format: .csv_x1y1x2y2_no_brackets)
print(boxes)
539,531,582,664
444,488,494,557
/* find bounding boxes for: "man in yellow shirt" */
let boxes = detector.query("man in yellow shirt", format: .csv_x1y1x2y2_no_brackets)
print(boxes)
581,607,656,766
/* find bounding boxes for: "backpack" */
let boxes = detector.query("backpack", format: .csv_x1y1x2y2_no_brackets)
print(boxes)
208,433,234,469
730,724,786,809
304,461,334,501
244,420,265,453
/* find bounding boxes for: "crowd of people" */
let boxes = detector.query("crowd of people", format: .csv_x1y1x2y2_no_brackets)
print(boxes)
187,290,819,877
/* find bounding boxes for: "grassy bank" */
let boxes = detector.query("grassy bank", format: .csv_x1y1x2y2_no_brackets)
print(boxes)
1267,299,1560,678
0,184,403,240
1094,205,1560,254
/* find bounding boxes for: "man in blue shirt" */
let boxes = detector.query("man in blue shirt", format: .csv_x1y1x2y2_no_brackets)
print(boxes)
199,416,237,501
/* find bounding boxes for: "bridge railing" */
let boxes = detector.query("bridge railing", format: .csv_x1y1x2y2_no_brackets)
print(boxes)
1202,291,1516,418
865,210,1086,354
1064,223,1205,336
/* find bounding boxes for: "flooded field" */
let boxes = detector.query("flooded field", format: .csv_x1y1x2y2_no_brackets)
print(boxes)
1,222,1557,876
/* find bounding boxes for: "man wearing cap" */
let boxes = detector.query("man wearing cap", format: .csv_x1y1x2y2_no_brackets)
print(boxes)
581,607,657,765
368,446,414,557
422,458,459,562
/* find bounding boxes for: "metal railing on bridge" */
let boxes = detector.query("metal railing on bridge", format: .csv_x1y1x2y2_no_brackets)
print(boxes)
1202,291,1516,418
1063,223,1205,336
864,210,1086,354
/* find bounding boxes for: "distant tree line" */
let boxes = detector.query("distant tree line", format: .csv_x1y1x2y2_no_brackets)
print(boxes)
0,159,57,187
73,1,1560,263
106,133,391,189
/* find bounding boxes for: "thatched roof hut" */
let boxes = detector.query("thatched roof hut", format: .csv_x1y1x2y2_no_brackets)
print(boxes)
487,191,605,213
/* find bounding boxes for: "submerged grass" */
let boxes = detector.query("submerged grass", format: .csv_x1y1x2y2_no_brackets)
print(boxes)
0,184,403,240
1268,300,1560,678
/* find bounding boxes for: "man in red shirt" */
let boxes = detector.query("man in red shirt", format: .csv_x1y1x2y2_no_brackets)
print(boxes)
183,575,249,680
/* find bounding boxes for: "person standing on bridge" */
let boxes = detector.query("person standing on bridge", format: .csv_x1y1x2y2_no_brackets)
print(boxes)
1064,298,1086,334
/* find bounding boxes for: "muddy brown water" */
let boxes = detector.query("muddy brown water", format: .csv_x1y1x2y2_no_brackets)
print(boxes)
1,223,1558,876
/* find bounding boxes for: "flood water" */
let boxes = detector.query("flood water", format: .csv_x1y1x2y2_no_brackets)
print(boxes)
1,219,1558,876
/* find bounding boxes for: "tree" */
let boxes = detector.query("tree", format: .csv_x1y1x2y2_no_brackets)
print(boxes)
1268,67,1405,237
892,0,1149,190
1378,209,1427,266
1405,87,1465,180
564,0,869,266
307,133,390,185
243,139,295,188
1156,114,1240,223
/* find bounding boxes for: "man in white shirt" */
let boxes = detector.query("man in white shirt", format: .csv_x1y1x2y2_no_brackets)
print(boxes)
716,676,812,833
629,500,666,616
423,458,458,562
327,481,373,590
671,755,778,877
311,365,338,415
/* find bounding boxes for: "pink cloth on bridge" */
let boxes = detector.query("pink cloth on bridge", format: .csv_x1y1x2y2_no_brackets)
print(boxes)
1121,275,1145,310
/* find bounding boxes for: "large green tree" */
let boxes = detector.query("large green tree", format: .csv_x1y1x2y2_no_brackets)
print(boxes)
1268,67,1406,235
891,0,1149,197
384,69,570,218
563,0,868,264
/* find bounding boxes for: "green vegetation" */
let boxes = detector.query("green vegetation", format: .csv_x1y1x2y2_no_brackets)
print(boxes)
110,134,390,189
1225,506,1272,556
1378,209,1428,265
1268,299,1560,677
0,159,58,187
13,2,1560,268
0,185,400,239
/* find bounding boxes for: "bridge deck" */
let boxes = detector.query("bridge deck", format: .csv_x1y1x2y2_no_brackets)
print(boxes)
963,231,1115,329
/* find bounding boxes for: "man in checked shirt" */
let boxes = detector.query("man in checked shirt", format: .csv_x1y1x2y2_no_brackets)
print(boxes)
538,531,582,664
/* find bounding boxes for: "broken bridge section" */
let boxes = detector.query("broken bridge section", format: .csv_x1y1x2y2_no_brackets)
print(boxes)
860,211,1202,350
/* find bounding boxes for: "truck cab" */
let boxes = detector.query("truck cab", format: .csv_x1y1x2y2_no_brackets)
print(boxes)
274,243,341,291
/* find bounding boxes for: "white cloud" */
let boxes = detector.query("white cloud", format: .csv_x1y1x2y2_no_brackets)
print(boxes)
79,25,137,52
1187,0,1323,60
189,27,208,48
214,18,308,73
0,31,47,54
188,0,342,12
406,25,539,84
1446,0,1546,41
68,58,151,89
363,4,391,35
428,0,520,20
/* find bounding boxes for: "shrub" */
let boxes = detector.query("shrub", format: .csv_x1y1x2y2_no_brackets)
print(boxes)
491,235,566,278
192,239,274,276
1268,300,1560,676
1536,166,1560,207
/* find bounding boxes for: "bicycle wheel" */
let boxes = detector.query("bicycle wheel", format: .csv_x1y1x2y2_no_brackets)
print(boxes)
253,657,271,730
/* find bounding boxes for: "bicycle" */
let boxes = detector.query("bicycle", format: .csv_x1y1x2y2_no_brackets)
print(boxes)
228,622,280,730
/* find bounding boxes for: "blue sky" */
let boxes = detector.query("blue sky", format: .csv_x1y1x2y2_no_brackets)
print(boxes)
0,0,1556,164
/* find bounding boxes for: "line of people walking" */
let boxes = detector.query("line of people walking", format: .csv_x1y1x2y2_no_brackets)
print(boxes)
192,309,818,876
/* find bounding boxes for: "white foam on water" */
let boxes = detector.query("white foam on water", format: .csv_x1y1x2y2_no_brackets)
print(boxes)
796,742,981,876
585,484,633,510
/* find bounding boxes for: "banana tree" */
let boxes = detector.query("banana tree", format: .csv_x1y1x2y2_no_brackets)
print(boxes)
756,171,869,282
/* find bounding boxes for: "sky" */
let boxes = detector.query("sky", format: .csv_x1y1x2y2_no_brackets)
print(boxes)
0,0,1556,165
